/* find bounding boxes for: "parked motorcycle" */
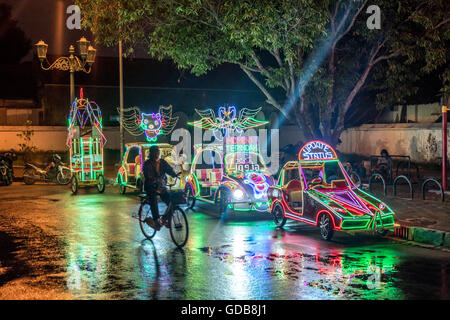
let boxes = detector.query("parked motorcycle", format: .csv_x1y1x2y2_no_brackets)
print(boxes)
23,152,71,185
0,149,16,186
0,158,12,185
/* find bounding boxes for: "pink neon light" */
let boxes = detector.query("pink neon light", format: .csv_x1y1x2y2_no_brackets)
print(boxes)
298,140,338,161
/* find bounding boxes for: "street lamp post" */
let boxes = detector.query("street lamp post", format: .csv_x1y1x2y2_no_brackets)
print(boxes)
443,105,448,191
35,37,96,103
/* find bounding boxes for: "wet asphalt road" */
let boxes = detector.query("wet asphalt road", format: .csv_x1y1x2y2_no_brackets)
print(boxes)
0,183,449,300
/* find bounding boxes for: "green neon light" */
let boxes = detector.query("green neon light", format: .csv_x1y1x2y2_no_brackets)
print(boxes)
81,138,84,181
277,169,284,187
90,137,94,180
192,173,201,197
340,219,371,230
231,203,254,212
355,188,395,215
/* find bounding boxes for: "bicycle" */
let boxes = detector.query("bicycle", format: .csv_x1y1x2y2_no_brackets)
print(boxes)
137,176,189,248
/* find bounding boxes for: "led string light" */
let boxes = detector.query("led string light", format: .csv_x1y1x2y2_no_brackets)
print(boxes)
119,105,179,142
188,106,268,141
67,89,106,182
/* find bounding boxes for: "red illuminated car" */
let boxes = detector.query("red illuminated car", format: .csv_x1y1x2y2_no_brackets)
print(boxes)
268,141,395,240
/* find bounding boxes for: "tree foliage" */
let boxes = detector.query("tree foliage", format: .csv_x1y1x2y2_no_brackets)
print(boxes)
76,0,449,144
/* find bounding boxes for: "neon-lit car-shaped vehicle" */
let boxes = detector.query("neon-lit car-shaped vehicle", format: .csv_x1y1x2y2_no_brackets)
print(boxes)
268,141,395,240
117,142,187,193
184,136,275,215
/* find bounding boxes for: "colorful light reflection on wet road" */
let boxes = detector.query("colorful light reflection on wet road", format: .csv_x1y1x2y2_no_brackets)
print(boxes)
0,184,448,299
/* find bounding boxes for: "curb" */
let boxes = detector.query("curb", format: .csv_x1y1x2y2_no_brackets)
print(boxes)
385,235,450,253
390,224,450,249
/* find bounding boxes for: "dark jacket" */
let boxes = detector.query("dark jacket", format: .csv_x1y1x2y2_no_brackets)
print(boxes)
143,158,177,193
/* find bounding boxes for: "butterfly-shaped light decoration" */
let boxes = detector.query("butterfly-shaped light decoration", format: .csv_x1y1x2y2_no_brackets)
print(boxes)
188,105,268,140
118,105,179,142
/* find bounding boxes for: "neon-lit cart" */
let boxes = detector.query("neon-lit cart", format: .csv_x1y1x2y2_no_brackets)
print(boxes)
268,141,395,240
185,136,275,215
185,106,272,215
117,142,187,193
116,105,186,193
67,90,107,194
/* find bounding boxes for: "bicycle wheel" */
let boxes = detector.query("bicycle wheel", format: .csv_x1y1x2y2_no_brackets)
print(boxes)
138,202,157,240
169,207,189,248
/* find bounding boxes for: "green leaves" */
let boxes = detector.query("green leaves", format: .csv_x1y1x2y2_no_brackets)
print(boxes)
77,0,448,143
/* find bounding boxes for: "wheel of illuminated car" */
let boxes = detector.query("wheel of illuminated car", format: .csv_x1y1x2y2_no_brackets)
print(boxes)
216,188,230,216
97,174,106,193
70,175,78,194
118,174,126,194
184,183,196,209
272,203,287,228
318,212,334,241
136,179,143,194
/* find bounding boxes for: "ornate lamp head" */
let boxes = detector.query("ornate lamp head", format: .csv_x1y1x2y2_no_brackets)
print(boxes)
86,46,96,65
35,40,48,62
77,37,90,60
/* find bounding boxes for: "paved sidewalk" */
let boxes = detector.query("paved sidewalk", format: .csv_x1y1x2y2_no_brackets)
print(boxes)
375,194,450,247
384,196,450,232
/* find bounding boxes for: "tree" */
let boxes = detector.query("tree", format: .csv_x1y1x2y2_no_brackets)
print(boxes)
76,0,449,145
0,4,31,64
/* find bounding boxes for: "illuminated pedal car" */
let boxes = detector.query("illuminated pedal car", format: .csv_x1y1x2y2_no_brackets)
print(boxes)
117,142,187,193
268,141,395,240
184,137,275,215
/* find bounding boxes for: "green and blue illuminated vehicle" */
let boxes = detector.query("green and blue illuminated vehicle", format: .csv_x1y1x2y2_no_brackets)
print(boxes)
268,140,396,240
67,89,106,194
184,136,275,215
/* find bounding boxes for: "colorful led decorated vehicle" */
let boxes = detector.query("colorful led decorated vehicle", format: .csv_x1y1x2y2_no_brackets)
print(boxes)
117,142,188,194
268,141,395,240
117,104,186,193
184,136,275,215
67,89,106,194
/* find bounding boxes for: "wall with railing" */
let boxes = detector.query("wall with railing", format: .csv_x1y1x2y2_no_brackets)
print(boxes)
338,123,449,163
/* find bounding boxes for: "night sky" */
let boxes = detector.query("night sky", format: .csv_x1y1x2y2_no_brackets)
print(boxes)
1,0,147,61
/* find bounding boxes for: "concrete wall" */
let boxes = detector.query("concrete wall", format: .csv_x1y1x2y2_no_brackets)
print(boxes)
0,126,121,152
0,123,303,153
3,123,447,164
338,123,449,163
379,102,441,123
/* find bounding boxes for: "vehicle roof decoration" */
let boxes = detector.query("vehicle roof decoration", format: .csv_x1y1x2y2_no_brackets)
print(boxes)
298,140,338,161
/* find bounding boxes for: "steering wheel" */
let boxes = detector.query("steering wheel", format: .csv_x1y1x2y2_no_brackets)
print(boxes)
310,177,323,186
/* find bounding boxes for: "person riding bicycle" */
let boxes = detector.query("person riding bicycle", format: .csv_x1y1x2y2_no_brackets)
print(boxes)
143,145,179,231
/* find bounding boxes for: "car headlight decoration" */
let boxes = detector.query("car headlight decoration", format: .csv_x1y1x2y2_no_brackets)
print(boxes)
272,189,280,198
233,189,245,200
